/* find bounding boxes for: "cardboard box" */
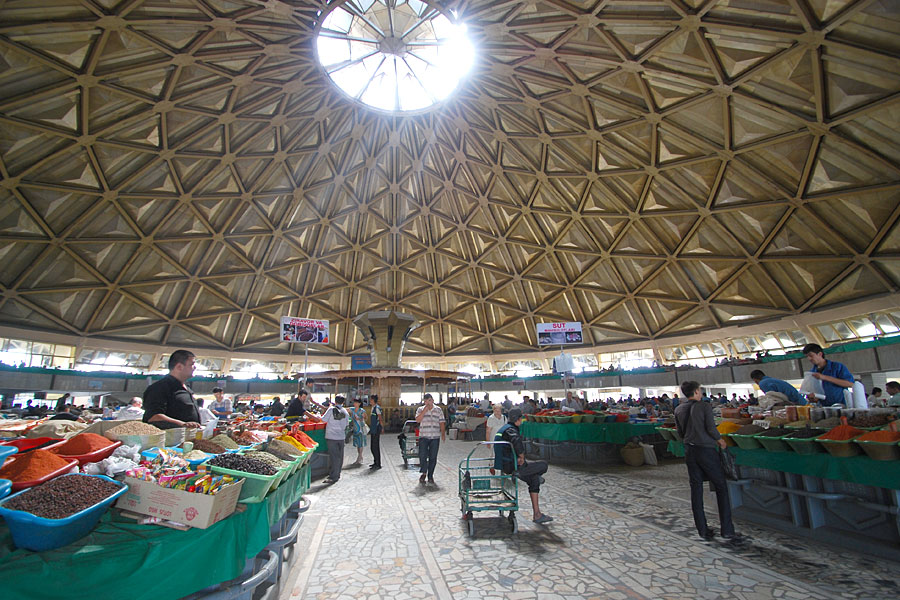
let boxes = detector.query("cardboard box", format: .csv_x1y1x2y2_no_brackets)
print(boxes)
116,476,244,529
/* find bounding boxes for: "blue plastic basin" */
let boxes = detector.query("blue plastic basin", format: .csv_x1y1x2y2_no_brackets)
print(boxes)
0,445,17,469
0,473,128,551
0,479,11,500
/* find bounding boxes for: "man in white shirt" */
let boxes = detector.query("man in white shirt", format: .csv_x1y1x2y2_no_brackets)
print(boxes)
115,397,145,421
867,387,884,408
415,393,445,485
486,404,507,442
563,391,584,412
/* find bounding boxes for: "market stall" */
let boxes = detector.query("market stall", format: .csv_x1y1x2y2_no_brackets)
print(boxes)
520,420,663,464
0,464,310,600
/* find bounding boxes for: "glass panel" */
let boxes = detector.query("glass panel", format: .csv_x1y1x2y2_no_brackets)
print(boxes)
833,322,854,339
875,314,899,333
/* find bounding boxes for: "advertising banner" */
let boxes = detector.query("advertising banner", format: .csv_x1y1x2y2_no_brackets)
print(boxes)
281,317,329,344
536,322,583,346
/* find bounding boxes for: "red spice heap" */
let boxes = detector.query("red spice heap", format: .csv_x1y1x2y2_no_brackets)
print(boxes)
53,433,114,455
857,430,900,443
818,425,863,441
0,449,72,482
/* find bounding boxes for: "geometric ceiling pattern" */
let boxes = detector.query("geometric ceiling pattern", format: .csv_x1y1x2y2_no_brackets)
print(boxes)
0,0,898,359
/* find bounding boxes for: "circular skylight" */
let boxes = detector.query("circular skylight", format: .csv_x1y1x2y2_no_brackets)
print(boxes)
316,0,475,112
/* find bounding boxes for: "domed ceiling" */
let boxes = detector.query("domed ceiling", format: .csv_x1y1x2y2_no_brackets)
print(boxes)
0,0,898,359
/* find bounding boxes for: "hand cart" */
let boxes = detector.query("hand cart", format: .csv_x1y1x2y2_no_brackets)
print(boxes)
458,441,518,536
398,420,420,468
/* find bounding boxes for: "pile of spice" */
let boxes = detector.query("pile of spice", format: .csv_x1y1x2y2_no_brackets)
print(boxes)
811,417,841,429
784,428,828,439
209,434,240,450
242,451,287,470
207,453,276,475
756,427,791,437
818,425,863,441
266,439,302,460
716,422,742,435
0,449,73,483
52,433,114,455
735,424,765,435
848,414,893,428
230,431,259,445
4,475,121,519
785,420,810,428
857,430,900,443
188,439,226,454
107,421,163,436
182,450,211,461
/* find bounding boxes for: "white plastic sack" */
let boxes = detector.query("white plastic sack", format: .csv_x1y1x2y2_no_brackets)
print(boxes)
799,373,825,399
848,381,867,409
640,442,658,466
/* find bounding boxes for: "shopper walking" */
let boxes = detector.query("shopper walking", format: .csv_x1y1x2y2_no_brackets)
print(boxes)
369,395,383,470
415,393,445,484
674,380,746,545
486,403,507,442
322,396,350,484
349,397,367,466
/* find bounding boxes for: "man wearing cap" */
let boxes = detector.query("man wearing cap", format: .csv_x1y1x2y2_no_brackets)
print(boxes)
415,393,445,484
494,408,552,524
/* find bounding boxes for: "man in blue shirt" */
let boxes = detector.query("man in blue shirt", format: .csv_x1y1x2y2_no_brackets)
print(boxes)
802,343,854,406
750,370,806,405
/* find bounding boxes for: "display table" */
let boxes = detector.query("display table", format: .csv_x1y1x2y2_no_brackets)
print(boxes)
0,464,310,600
521,421,660,444
729,446,900,490
724,448,900,560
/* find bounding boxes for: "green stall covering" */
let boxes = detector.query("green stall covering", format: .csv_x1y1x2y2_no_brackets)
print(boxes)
520,421,660,444
728,447,900,490
307,427,327,453
0,464,310,600
667,440,686,457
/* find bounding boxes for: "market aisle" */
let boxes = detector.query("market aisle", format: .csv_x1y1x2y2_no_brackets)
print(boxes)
283,440,893,600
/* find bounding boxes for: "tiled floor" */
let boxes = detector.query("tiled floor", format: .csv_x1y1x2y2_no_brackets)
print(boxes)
283,440,899,600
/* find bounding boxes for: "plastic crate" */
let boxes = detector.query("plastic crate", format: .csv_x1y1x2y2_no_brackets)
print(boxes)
754,433,791,453
0,473,127,551
816,437,862,457
856,440,900,461
729,433,762,450
51,439,122,466
208,465,277,503
783,430,828,455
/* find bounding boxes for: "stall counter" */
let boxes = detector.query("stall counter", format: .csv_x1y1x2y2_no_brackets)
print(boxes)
521,421,660,444
0,464,310,600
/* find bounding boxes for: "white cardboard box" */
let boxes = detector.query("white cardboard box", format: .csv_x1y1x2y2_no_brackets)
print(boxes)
116,476,244,529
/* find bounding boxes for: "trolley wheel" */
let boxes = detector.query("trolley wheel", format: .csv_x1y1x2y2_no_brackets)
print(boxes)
509,513,517,534
467,516,475,536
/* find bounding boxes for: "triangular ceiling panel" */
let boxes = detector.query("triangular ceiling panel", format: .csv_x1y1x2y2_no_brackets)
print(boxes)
0,1,895,358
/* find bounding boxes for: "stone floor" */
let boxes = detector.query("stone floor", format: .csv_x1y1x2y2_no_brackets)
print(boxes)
282,440,899,600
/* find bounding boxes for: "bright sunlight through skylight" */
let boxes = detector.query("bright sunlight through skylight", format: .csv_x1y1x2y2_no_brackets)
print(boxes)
317,0,474,112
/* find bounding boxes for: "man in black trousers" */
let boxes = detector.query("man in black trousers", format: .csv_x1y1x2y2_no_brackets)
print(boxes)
369,395,383,470
675,380,747,545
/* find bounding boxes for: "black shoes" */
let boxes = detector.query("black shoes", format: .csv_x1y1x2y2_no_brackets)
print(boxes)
369,465,382,470
724,533,749,546
701,528,717,541
427,477,435,484
419,473,426,483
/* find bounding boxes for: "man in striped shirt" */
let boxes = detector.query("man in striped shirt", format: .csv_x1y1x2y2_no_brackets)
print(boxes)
415,393,446,485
